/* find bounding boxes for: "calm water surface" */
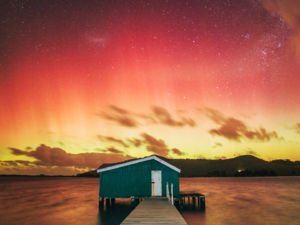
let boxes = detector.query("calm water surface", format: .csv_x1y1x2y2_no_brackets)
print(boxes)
0,177,300,225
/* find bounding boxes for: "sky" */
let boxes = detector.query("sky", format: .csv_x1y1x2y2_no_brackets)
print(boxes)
0,0,300,175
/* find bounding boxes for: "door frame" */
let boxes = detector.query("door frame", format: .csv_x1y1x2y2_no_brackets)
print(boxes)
151,170,162,196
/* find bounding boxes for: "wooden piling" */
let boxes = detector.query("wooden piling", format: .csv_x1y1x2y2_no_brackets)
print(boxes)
106,198,110,207
200,196,205,210
99,197,104,209
111,198,115,205
179,192,206,210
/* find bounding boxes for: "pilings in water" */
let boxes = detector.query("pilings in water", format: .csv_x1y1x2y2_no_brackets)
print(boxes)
99,197,116,210
177,193,206,210
99,197,104,209
199,195,205,209
99,193,205,210
99,197,141,210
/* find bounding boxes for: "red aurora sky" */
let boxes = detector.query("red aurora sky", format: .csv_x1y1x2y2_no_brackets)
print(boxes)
0,0,300,175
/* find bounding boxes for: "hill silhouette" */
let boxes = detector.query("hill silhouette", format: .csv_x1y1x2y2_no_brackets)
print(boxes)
77,155,300,177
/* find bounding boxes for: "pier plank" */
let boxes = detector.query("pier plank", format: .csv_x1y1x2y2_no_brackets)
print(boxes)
121,198,187,225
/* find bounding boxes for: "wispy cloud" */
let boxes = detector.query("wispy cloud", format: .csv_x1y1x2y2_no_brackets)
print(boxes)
99,105,196,128
126,138,142,147
139,133,186,157
101,147,124,154
246,149,259,156
97,135,129,148
97,132,185,158
8,144,130,169
152,106,196,127
171,148,185,156
295,123,300,134
213,142,223,148
205,108,282,142
140,133,170,156
100,105,139,127
0,160,85,176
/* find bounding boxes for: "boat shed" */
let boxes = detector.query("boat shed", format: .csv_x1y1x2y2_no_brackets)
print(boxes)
97,155,181,199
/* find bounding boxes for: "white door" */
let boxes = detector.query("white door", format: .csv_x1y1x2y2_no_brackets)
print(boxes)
151,170,162,196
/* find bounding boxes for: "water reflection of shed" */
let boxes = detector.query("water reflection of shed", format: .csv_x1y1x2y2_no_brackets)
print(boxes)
97,155,180,202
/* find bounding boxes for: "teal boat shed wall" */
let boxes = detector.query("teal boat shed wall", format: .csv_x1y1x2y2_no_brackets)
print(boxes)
97,155,181,198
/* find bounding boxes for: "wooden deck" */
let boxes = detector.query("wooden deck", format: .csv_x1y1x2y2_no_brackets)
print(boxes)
121,198,187,225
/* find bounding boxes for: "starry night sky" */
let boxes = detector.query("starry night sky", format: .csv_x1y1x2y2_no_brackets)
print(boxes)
1,0,300,175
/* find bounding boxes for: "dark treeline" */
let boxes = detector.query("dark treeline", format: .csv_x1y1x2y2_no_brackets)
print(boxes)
167,155,300,177
77,155,300,177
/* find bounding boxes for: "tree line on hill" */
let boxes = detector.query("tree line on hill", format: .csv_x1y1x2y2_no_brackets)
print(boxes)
77,155,300,177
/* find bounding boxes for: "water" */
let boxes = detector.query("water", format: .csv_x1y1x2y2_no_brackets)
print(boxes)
0,177,300,225
179,177,300,225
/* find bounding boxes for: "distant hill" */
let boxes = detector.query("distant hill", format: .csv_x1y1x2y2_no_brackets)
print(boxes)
77,155,300,177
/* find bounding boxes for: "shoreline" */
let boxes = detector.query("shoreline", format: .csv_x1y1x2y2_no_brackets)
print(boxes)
1,174,300,178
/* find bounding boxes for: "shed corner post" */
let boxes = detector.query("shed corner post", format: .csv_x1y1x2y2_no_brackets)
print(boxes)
98,172,104,209
99,172,101,197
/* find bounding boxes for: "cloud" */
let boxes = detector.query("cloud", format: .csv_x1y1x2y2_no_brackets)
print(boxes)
262,0,300,58
246,150,259,156
213,142,223,148
209,117,249,141
97,132,187,158
214,156,227,160
134,113,158,124
99,105,196,128
205,108,282,142
96,147,124,154
4,133,187,174
243,128,280,141
8,144,130,169
0,160,86,176
96,132,186,158
100,105,138,127
140,133,170,156
97,135,129,148
109,105,129,114
97,134,144,148
204,108,225,124
105,147,123,154
171,148,185,156
152,106,196,127
127,138,142,147
139,133,186,158
0,160,31,167
181,117,196,127
295,123,300,134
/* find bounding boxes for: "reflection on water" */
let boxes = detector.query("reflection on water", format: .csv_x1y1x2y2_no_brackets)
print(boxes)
0,177,132,225
179,177,300,225
1,176,300,225
98,201,136,225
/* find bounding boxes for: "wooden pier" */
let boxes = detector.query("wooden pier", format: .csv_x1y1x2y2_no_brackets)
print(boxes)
121,198,187,225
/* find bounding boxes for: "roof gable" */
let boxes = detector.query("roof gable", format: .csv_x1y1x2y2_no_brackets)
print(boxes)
97,155,181,173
